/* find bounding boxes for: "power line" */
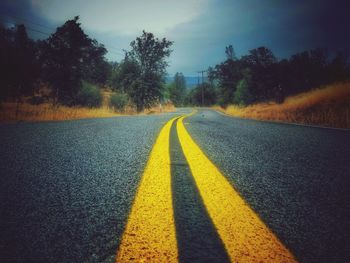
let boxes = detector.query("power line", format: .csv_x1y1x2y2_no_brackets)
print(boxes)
25,27,51,37
0,18,52,37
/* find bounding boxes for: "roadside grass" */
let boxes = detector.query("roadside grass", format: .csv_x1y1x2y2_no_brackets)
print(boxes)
214,82,350,129
0,102,119,122
0,89,176,122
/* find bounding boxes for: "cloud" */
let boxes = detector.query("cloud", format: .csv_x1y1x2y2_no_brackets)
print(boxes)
5,0,348,76
30,0,210,35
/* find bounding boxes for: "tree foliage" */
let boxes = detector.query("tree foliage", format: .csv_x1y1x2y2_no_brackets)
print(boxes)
188,82,217,106
2,19,349,111
0,20,176,111
118,31,173,111
0,24,39,102
214,56,243,106
169,72,186,106
210,45,350,106
41,16,107,105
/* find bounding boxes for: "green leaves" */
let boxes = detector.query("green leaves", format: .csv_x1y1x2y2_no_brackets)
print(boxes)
116,31,173,112
42,17,107,105
169,72,186,106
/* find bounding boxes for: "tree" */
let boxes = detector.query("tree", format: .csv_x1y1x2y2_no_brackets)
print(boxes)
327,51,350,83
242,46,278,102
13,25,39,98
169,72,186,106
243,46,277,67
0,24,17,102
0,24,39,104
214,55,243,106
287,49,328,95
125,31,173,111
110,54,140,93
83,53,111,86
234,70,253,105
189,82,217,106
41,16,107,105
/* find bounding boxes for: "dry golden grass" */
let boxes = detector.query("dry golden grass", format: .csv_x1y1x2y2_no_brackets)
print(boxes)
0,89,176,122
214,82,350,129
0,101,176,122
0,102,119,122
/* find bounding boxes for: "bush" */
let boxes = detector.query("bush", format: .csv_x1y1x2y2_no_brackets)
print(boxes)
76,81,102,107
109,93,128,112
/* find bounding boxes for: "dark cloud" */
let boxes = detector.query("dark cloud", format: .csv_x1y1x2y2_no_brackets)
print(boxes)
1,0,349,76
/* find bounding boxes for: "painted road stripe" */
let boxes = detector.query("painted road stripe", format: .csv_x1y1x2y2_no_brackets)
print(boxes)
170,119,231,262
177,115,297,262
116,117,179,263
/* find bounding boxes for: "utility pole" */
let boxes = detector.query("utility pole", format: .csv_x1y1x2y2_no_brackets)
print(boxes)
197,70,207,106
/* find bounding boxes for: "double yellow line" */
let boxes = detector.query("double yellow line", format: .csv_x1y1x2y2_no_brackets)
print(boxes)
116,114,297,263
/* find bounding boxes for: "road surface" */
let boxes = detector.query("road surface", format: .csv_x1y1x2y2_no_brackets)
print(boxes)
1,109,349,262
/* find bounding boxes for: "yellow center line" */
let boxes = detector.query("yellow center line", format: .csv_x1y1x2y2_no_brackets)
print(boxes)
116,117,179,263
177,115,297,262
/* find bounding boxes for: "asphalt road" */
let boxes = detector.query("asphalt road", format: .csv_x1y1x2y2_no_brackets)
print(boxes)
1,109,350,262
185,110,350,263
0,110,186,263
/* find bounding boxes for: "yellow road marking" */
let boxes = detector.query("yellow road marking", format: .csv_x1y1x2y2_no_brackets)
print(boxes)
177,115,297,262
116,117,179,263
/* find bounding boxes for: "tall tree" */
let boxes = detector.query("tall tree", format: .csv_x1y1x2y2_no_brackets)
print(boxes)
0,24,16,102
0,24,39,103
327,51,350,83
125,31,173,111
41,16,107,105
214,46,243,106
242,46,278,102
169,72,186,106
13,25,38,99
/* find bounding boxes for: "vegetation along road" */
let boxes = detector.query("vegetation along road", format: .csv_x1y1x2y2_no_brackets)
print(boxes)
1,109,350,262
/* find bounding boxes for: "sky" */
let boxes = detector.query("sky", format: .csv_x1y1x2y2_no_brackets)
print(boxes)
0,0,349,76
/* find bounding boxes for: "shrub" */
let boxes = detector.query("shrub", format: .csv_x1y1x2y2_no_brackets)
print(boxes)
109,93,128,112
76,81,102,107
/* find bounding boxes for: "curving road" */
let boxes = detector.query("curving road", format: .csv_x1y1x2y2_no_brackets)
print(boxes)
1,109,349,262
